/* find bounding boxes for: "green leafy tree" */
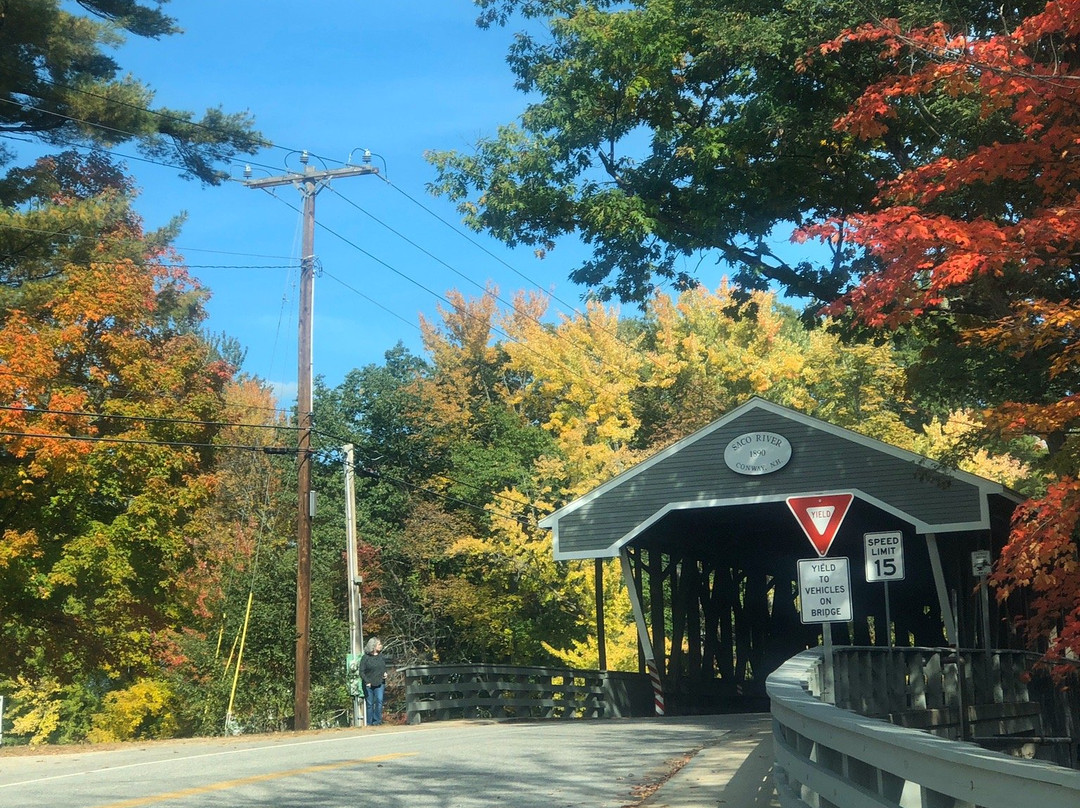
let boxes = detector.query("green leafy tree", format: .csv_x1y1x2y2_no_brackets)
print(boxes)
429,0,1042,307
313,347,428,651
1,0,261,182
315,302,587,666
405,292,588,662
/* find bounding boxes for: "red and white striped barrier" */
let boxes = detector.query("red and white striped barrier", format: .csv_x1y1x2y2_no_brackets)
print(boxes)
647,659,665,715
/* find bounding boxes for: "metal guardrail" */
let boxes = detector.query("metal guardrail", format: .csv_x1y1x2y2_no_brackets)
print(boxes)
402,664,651,724
768,649,1080,808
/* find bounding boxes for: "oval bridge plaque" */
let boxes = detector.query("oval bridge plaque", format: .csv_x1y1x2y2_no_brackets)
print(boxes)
724,431,792,475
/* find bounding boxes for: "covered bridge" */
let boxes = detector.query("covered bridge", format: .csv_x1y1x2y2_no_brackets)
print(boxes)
539,398,1024,714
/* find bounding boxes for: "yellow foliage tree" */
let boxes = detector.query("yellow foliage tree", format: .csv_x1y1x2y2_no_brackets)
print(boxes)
913,411,1034,489
87,679,179,743
543,562,641,672
501,292,649,495
10,676,63,746
494,282,926,668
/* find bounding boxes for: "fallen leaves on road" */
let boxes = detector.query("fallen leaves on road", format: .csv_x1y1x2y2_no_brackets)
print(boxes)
622,746,701,806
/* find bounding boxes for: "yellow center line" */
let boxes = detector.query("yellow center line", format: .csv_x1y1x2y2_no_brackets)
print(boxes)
94,752,417,808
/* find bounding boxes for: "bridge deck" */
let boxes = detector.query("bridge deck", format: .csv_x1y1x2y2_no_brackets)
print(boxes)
644,713,778,808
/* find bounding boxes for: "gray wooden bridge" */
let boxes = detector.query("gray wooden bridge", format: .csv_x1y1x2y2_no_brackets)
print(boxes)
401,399,1080,807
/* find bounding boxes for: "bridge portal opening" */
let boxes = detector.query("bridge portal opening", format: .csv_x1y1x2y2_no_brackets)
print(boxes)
539,398,1021,715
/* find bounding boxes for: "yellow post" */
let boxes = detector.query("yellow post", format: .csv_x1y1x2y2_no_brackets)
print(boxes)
225,591,255,732
214,615,226,659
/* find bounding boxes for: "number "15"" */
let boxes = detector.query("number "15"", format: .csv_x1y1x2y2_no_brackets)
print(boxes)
874,558,896,577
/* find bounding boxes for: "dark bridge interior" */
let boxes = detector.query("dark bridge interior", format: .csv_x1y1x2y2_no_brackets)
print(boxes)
621,494,1017,715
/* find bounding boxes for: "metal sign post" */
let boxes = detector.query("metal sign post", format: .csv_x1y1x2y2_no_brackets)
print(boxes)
864,531,905,647
798,557,852,704
972,550,993,654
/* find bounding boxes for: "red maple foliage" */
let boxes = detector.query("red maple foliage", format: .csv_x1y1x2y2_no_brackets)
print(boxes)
811,2,1080,661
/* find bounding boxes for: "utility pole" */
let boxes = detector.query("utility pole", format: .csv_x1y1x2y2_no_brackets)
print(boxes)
244,152,378,730
342,443,365,727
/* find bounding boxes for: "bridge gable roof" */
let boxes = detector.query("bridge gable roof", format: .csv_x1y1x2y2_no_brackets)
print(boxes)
539,398,1021,560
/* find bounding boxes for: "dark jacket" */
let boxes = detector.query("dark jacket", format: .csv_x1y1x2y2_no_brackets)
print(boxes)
359,651,386,688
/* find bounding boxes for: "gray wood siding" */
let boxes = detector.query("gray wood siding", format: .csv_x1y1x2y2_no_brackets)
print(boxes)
552,405,992,558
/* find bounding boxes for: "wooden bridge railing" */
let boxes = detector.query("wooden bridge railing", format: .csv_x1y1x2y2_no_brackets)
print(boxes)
830,646,1079,766
402,664,651,724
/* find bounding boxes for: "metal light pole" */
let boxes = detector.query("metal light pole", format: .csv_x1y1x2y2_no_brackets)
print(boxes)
343,443,365,726
243,153,377,730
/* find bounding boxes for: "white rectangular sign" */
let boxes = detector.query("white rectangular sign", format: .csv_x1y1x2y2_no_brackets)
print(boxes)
864,530,905,582
798,557,852,623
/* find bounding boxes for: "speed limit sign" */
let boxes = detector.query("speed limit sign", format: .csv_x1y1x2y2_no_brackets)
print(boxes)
864,531,905,582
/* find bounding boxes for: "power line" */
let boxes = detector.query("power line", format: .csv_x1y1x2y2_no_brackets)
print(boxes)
328,176,682,389
1,222,301,268
0,429,287,453
328,184,655,390
0,370,292,419
4,81,343,180
264,191,628,396
4,81,682,405
328,185,618,354
6,85,600,356
312,428,541,520
0,95,155,142
8,83,629,343
382,177,587,318
318,443,540,525
176,246,299,261
4,88,635,354
6,138,664,425
33,76,272,150
5,155,623,400
320,270,425,335
374,176,692,381
12,67,666,325
1,429,544,524
0,404,294,431
3,133,664,400
3,422,547,524
0,97,236,178
22,76,382,178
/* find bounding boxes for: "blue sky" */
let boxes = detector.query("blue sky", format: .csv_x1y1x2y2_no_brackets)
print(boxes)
29,1,809,403
108,0,577,402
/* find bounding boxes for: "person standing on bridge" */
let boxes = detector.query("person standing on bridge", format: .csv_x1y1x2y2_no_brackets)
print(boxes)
360,637,387,725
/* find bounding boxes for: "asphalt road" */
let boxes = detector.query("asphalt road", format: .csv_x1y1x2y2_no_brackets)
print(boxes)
0,715,762,808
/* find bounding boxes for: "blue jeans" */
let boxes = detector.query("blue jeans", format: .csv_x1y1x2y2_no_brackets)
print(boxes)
365,683,384,725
